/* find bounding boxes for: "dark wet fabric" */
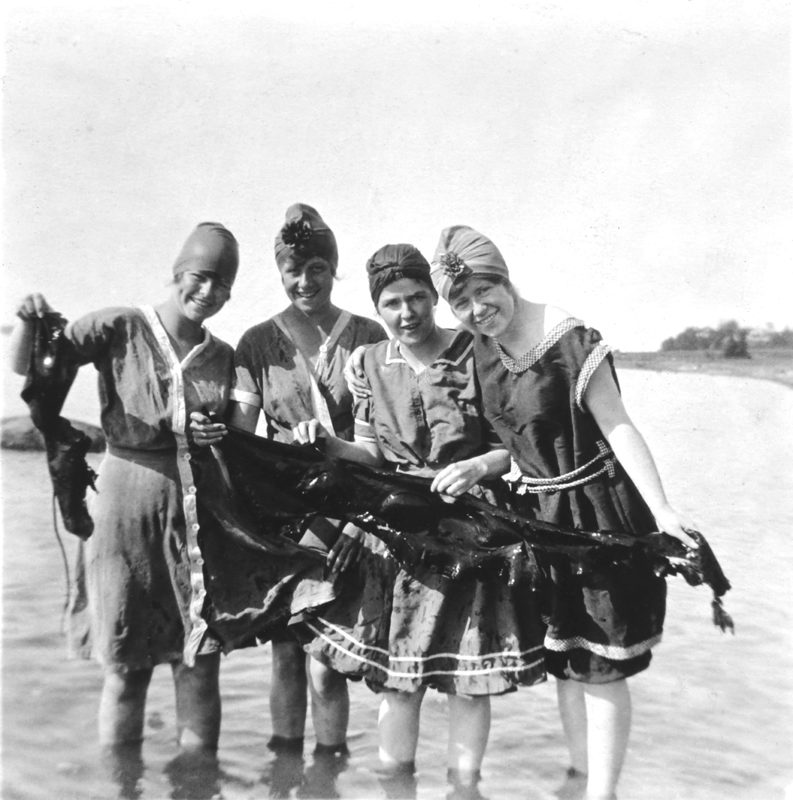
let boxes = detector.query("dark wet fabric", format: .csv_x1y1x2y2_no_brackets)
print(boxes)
20,312,96,539
192,428,730,671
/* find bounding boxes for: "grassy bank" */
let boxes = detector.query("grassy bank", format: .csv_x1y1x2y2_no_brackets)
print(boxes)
614,348,793,389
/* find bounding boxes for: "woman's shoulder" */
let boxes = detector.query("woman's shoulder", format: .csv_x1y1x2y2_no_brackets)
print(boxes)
444,326,474,357
205,331,234,358
342,311,387,343
69,305,141,332
237,317,281,346
542,304,581,335
361,337,393,368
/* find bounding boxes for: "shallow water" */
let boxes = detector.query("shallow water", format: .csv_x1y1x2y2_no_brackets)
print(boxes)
2,370,792,799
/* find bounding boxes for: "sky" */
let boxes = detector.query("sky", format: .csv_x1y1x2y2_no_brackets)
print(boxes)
2,0,791,352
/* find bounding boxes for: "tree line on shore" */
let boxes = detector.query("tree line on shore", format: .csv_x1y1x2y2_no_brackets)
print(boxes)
661,321,793,358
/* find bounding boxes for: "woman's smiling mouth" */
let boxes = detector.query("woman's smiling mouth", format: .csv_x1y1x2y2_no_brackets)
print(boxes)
475,310,498,328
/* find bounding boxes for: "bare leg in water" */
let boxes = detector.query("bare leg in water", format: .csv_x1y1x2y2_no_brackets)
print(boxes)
557,678,631,800
172,653,222,751
98,667,153,747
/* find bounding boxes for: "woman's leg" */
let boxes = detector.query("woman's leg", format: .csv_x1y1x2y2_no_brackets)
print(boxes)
583,679,631,800
556,677,631,800
172,652,221,751
270,639,308,743
557,679,588,775
447,694,491,780
378,689,425,768
306,656,349,751
98,666,153,746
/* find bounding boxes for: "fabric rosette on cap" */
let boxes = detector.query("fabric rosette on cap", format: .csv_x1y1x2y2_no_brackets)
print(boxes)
431,225,509,302
274,203,338,273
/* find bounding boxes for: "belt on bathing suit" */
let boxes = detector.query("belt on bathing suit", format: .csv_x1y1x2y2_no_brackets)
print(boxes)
506,440,617,495
106,444,177,468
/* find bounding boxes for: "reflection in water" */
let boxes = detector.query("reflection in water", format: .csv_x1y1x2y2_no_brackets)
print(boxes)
262,750,304,798
260,748,350,799
299,750,348,799
375,763,418,800
101,744,144,800
163,750,222,800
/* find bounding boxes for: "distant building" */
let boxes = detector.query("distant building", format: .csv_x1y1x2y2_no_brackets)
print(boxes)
746,324,776,346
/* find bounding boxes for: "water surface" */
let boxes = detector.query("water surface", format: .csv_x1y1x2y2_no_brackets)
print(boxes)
2,370,792,799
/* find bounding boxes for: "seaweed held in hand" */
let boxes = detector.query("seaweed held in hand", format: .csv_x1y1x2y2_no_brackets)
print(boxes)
20,313,97,539
196,427,732,631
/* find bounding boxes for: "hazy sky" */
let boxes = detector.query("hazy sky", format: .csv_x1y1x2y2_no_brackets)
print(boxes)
2,0,791,351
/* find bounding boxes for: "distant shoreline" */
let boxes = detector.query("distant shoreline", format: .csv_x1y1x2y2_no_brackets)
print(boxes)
615,349,793,389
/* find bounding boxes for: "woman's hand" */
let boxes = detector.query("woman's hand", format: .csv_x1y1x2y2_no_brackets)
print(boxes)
292,418,329,445
430,457,487,501
189,411,228,447
17,293,54,319
651,503,699,549
10,294,58,375
326,522,364,575
343,346,371,400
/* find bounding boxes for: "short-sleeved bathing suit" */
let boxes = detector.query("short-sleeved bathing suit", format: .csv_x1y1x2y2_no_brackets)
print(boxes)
67,306,233,669
475,318,667,683
197,309,387,649
231,310,386,442
302,330,547,695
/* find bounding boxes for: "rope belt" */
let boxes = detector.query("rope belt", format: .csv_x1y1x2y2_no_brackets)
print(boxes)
506,440,617,495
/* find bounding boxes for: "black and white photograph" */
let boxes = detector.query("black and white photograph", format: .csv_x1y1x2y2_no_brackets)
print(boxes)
2,2,791,798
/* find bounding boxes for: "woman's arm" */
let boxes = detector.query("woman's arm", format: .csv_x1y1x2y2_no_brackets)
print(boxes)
430,449,511,498
227,401,259,433
584,362,697,547
343,345,373,400
292,418,384,467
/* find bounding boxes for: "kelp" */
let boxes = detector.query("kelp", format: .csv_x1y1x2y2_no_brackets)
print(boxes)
20,313,97,539
196,427,733,632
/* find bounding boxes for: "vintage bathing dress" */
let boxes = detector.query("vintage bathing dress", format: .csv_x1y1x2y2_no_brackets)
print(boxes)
475,319,667,682
230,310,386,442
198,309,386,649
67,306,233,669
303,330,547,695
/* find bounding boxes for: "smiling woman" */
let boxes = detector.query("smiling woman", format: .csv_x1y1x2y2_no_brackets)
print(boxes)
431,223,700,800
290,242,546,795
191,203,386,762
7,221,239,757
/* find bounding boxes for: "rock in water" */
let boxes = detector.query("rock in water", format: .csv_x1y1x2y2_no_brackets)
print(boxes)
1,416,105,452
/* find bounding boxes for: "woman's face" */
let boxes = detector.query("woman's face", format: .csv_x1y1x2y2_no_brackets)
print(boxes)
279,256,334,315
376,278,437,348
449,276,515,338
173,270,232,324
